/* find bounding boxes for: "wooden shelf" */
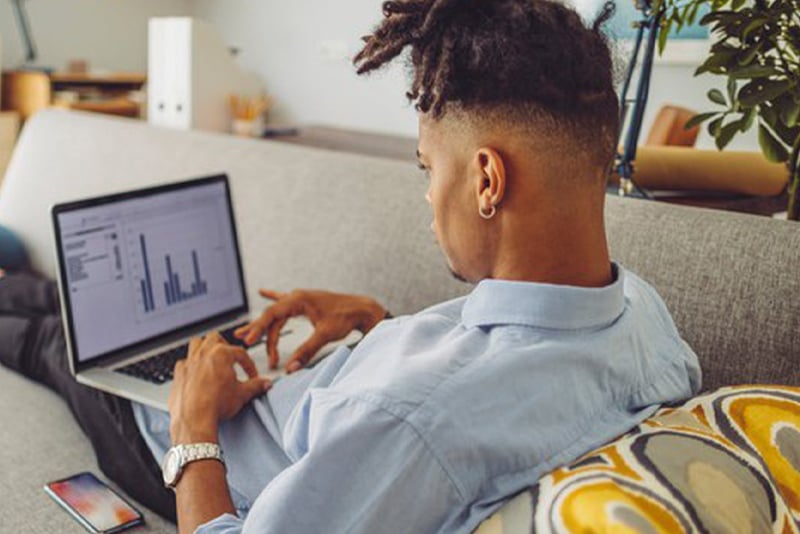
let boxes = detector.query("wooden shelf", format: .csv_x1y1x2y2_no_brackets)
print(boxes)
266,125,418,163
49,72,146,85
54,98,140,118
1,70,146,120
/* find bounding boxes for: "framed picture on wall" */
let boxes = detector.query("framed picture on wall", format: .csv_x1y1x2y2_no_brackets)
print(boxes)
569,0,711,65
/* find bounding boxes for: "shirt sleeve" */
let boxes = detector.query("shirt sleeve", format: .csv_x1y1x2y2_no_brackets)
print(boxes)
196,390,465,534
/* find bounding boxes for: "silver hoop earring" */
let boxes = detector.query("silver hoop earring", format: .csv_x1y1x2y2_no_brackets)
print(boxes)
479,205,496,220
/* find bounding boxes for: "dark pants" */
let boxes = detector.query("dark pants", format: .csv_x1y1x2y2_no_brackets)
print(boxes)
0,273,177,522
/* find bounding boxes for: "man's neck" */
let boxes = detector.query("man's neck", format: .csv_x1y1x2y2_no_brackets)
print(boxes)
492,255,613,288
488,213,613,288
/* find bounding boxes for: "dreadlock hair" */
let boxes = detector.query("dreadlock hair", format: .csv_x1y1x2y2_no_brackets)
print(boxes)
354,0,619,176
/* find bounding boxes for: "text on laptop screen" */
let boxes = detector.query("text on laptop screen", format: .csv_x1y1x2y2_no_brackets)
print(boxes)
56,180,245,362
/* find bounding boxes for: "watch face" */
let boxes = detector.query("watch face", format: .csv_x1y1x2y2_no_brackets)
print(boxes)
162,448,182,486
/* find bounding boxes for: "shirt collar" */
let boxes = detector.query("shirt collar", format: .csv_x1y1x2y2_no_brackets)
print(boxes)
461,263,625,330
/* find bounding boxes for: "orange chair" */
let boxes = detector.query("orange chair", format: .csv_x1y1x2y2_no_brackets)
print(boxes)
646,105,700,147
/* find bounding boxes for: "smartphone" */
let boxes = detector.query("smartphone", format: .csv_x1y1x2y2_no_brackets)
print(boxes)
44,472,144,533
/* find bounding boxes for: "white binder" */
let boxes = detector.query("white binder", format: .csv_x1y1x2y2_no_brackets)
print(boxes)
147,18,264,132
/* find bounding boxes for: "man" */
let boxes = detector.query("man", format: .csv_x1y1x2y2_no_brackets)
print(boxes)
0,0,701,532
151,0,701,531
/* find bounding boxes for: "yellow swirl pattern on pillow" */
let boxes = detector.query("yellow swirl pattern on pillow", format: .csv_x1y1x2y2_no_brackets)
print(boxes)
531,386,800,533
726,395,800,509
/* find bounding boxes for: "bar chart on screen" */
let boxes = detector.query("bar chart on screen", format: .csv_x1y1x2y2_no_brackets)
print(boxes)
138,234,210,313
125,202,233,320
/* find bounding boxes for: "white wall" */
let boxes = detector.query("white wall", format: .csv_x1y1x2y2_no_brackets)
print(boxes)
191,1,758,149
0,0,192,72
191,0,418,136
0,0,758,150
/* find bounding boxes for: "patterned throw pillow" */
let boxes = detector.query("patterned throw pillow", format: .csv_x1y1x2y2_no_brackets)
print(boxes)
530,385,800,533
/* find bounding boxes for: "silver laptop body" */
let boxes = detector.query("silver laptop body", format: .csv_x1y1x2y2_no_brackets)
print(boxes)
51,175,350,411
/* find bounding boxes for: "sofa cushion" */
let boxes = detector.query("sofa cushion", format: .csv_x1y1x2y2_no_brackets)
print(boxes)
527,385,800,532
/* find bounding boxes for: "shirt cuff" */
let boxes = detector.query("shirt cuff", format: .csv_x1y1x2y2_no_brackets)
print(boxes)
194,512,244,533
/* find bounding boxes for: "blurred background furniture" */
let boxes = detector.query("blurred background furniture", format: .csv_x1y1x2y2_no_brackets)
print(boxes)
0,110,20,183
645,104,700,147
147,18,263,133
622,104,788,215
1,70,146,121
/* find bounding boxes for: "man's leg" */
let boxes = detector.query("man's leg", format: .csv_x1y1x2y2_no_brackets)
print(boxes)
0,276,176,522
0,272,59,316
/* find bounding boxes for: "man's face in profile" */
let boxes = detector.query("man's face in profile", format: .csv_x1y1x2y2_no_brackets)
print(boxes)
417,115,492,284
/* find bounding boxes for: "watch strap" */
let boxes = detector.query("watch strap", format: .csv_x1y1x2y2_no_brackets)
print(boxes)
177,442,225,466
164,442,225,489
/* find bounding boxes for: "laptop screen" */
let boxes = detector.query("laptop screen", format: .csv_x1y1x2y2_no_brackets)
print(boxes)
53,175,248,367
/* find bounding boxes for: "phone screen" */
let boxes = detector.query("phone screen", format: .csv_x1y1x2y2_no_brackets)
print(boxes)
45,472,143,533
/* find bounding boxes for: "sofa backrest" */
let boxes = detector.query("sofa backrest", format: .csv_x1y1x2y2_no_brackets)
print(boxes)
1,110,797,391
0,110,467,315
605,196,799,390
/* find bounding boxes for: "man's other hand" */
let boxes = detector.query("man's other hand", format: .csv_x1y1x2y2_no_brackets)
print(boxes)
169,332,272,444
234,289,386,373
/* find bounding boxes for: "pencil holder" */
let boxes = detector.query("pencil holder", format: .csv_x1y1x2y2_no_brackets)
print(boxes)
231,118,257,137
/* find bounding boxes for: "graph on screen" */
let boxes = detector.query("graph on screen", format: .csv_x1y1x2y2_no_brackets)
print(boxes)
125,202,233,320
57,179,246,362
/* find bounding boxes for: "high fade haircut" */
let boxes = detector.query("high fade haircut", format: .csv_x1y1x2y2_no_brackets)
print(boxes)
354,0,619,175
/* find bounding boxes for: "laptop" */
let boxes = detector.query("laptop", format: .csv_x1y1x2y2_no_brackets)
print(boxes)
52,174,360,411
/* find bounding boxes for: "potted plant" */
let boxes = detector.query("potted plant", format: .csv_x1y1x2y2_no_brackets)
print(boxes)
653,0,800,220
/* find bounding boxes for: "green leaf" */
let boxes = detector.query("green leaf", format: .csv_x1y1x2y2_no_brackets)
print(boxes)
741,18,766,41
708,116,724,137
710,42,739,54
788,27,800,53
715,121,740,150
758,124,789,162
761,104,778,125
708,88,728,106
687,2,701,25
696,43,740,75
769,119,800,149
684,112,720,130
658,19,672,54
727,77,737,102
736,42,762,66
680,3,692,20
705,11,749,38
674,8,686,34
731,0,746,10
775,94,800,127
701,10,735,26
738,107,757,132
739,80,793,106
727,64,780,79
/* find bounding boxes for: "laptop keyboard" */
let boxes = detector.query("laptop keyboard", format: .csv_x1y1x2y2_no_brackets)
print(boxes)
116,324,248,385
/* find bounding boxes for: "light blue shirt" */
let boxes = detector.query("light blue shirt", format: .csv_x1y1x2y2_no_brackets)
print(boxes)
133,264,701,533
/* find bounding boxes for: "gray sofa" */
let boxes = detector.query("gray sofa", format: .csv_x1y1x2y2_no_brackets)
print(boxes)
0,110,798,533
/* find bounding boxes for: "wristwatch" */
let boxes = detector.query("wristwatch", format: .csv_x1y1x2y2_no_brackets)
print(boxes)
162,442,225,489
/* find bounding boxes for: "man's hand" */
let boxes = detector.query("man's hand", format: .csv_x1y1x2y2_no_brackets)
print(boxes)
234,289,387,373
169,332,272,444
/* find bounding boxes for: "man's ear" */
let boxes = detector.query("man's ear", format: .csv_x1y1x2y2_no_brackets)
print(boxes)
475,147,506,211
